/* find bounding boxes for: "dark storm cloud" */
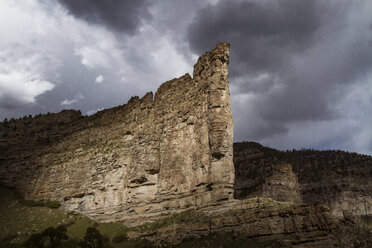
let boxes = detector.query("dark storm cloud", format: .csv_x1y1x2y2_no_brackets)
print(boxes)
187,0,372,141
57,0,151,34
0,95,22,110
188,0,320,76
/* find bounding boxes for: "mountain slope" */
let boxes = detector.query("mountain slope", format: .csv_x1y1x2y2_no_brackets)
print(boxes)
234,142,372,218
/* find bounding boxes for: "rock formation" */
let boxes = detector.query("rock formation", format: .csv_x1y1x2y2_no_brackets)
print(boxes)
0,43,234,225
234,142,372,219
127,197,372,247
130,198,340,247
0,43,371,246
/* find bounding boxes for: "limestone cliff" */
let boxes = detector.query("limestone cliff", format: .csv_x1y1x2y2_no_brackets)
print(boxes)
0,42,234,225
128,197,372,247
130,198,341,247
234,142,372,219
1,43,371,246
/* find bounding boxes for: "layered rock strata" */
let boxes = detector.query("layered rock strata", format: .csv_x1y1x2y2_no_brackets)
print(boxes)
234,142,372,219
129,198,357,247
0,43,234,224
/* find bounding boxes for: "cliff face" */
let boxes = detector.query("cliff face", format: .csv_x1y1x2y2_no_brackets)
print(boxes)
234,142,372,219
0,43,234,225
130,198,341,247
1,43,372,246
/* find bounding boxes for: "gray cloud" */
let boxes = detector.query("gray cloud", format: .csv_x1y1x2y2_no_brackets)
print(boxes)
0,95,24,110
57,0,151,34
188,0,321,76
187,0,372,151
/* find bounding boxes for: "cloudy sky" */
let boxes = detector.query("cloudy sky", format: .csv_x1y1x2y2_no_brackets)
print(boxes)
1,0,372,155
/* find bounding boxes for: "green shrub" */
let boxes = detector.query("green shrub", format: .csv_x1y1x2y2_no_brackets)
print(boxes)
62,238,80,248
119,239,155,248
21,199,61,209
24,225,68,248
112,233,128,243
137,209,209,232
22,200,45,207
24,233,43,248
46,200,61,209
78,227,109,248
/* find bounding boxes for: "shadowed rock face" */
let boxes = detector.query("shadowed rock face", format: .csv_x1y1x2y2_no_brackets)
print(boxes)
234,142,372,219
0,43,234,225
129,198,341,247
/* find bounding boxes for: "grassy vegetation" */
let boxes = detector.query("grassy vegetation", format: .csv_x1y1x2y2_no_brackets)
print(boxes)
22,199,61,209
135,209,210,232
362,215,372,229
0,187,131,247
173,232,290,248
0,187,69,244
0,186,301,248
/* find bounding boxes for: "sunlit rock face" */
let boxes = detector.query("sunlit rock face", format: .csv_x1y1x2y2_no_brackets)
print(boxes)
0,43,234,225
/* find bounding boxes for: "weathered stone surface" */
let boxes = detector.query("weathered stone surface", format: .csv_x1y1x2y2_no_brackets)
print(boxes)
234,142,372,219
0,42,234,225
0,43,371,246
130,198,372,247
128,198,343,247
256,163,301,202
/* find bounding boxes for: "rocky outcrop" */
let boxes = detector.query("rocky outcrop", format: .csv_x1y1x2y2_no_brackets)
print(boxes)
1,42,371,247
0,43,234,225
129,198,370,247
234,142,372,219
257,163,301,202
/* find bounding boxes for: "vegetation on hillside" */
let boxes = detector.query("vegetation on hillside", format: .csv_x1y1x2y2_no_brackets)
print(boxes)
234,141,372,195
1,186,290,248
0,186,143,248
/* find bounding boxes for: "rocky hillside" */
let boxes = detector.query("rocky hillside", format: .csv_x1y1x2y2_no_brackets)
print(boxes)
234,142,372,218
1,42,372,246
2,185,371,248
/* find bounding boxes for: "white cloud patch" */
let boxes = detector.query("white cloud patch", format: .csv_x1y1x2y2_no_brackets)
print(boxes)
95,75,104,83
0,0,194,119
0,51,55,107
115,23,193,93
86,107,104,116
74,46,110,70
60,93,84,106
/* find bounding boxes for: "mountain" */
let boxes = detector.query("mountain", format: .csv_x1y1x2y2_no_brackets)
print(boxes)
0,43,371,247
234,142,372,218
